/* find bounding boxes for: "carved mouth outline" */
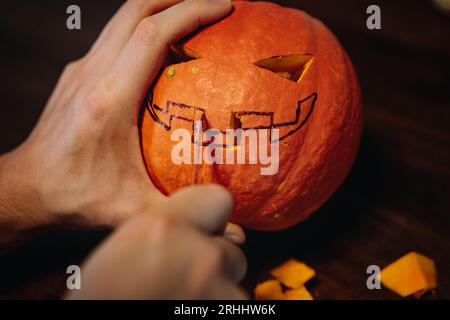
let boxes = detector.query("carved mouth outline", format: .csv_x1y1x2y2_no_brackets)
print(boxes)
143,90,317,147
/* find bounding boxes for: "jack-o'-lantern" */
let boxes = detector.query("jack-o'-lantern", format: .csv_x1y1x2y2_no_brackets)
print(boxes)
140,1,362,230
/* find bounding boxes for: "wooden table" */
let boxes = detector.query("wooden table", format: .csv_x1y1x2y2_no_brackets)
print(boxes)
0,0,449,299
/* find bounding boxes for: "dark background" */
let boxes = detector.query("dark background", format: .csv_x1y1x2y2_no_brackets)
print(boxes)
0,0,449,299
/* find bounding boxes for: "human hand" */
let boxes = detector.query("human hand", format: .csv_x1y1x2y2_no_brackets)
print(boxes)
66,185,248,300
0,0,233,230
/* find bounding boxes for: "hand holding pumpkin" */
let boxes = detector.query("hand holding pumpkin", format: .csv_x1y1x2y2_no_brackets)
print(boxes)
0,0,234,231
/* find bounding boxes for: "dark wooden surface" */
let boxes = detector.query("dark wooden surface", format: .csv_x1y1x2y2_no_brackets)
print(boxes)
0,0,449,299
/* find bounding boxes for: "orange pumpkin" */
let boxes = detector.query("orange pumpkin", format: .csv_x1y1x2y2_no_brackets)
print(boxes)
140,1,362,230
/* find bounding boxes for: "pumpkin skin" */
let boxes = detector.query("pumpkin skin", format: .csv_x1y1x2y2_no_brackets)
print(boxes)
140,1,362,231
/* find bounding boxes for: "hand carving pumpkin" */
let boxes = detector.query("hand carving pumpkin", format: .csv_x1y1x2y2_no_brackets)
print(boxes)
140,1,362,230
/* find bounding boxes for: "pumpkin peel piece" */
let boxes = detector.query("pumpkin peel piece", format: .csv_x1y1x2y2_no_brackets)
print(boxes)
381,252,437,298
254,280,284,300
270,259,315,289
284,286,314,300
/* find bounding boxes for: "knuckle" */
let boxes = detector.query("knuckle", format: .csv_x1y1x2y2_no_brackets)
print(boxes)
78,60,92,78
99,72,118,94
64,59,92,91
190,0,203,11
127,0,166,16
82,86,109,121
62,58,84,78
135,17,161,47
126,0,148,12
188,0,205,19
153,213,182,235
81,72,118,121
63,61,79,74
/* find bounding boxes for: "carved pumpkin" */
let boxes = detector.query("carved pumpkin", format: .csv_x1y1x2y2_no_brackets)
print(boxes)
140,1,362,230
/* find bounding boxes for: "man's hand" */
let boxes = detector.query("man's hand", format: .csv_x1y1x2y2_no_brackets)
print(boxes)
67,185,248,300
0,0,233,229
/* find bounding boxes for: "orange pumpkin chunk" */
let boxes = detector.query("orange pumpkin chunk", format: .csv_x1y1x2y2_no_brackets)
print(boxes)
284,286,314,300
381,252,437,297
254,280,284,300
270,259,315,289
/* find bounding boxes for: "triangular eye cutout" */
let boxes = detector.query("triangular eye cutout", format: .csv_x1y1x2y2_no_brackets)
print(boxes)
169,45,201,64
254,54,314,83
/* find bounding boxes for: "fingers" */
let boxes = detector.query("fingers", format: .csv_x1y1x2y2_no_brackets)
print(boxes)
224,223,246,245
207,278,249,300
212,236,247,282
108,0,232,108
166,184,233,234
67,208,247,299
87,0,184,66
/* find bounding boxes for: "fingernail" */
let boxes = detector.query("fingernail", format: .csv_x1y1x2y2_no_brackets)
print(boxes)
225,232,244,245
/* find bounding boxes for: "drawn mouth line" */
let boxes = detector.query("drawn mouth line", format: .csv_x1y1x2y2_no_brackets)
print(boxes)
143,91,317,145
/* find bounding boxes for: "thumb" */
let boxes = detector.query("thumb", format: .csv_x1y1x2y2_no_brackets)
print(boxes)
164,184,234,235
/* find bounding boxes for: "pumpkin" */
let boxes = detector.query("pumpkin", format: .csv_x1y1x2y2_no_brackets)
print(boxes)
140,1,362,230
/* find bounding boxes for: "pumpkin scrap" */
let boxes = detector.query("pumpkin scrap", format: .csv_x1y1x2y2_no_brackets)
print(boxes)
254,280,284,300
381,252,437,297
284,286,314,300
254,280,314,300
270,259,316,289
255,259,316,300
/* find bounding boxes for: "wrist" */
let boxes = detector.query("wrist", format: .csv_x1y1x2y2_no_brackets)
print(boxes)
0,147,52,230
